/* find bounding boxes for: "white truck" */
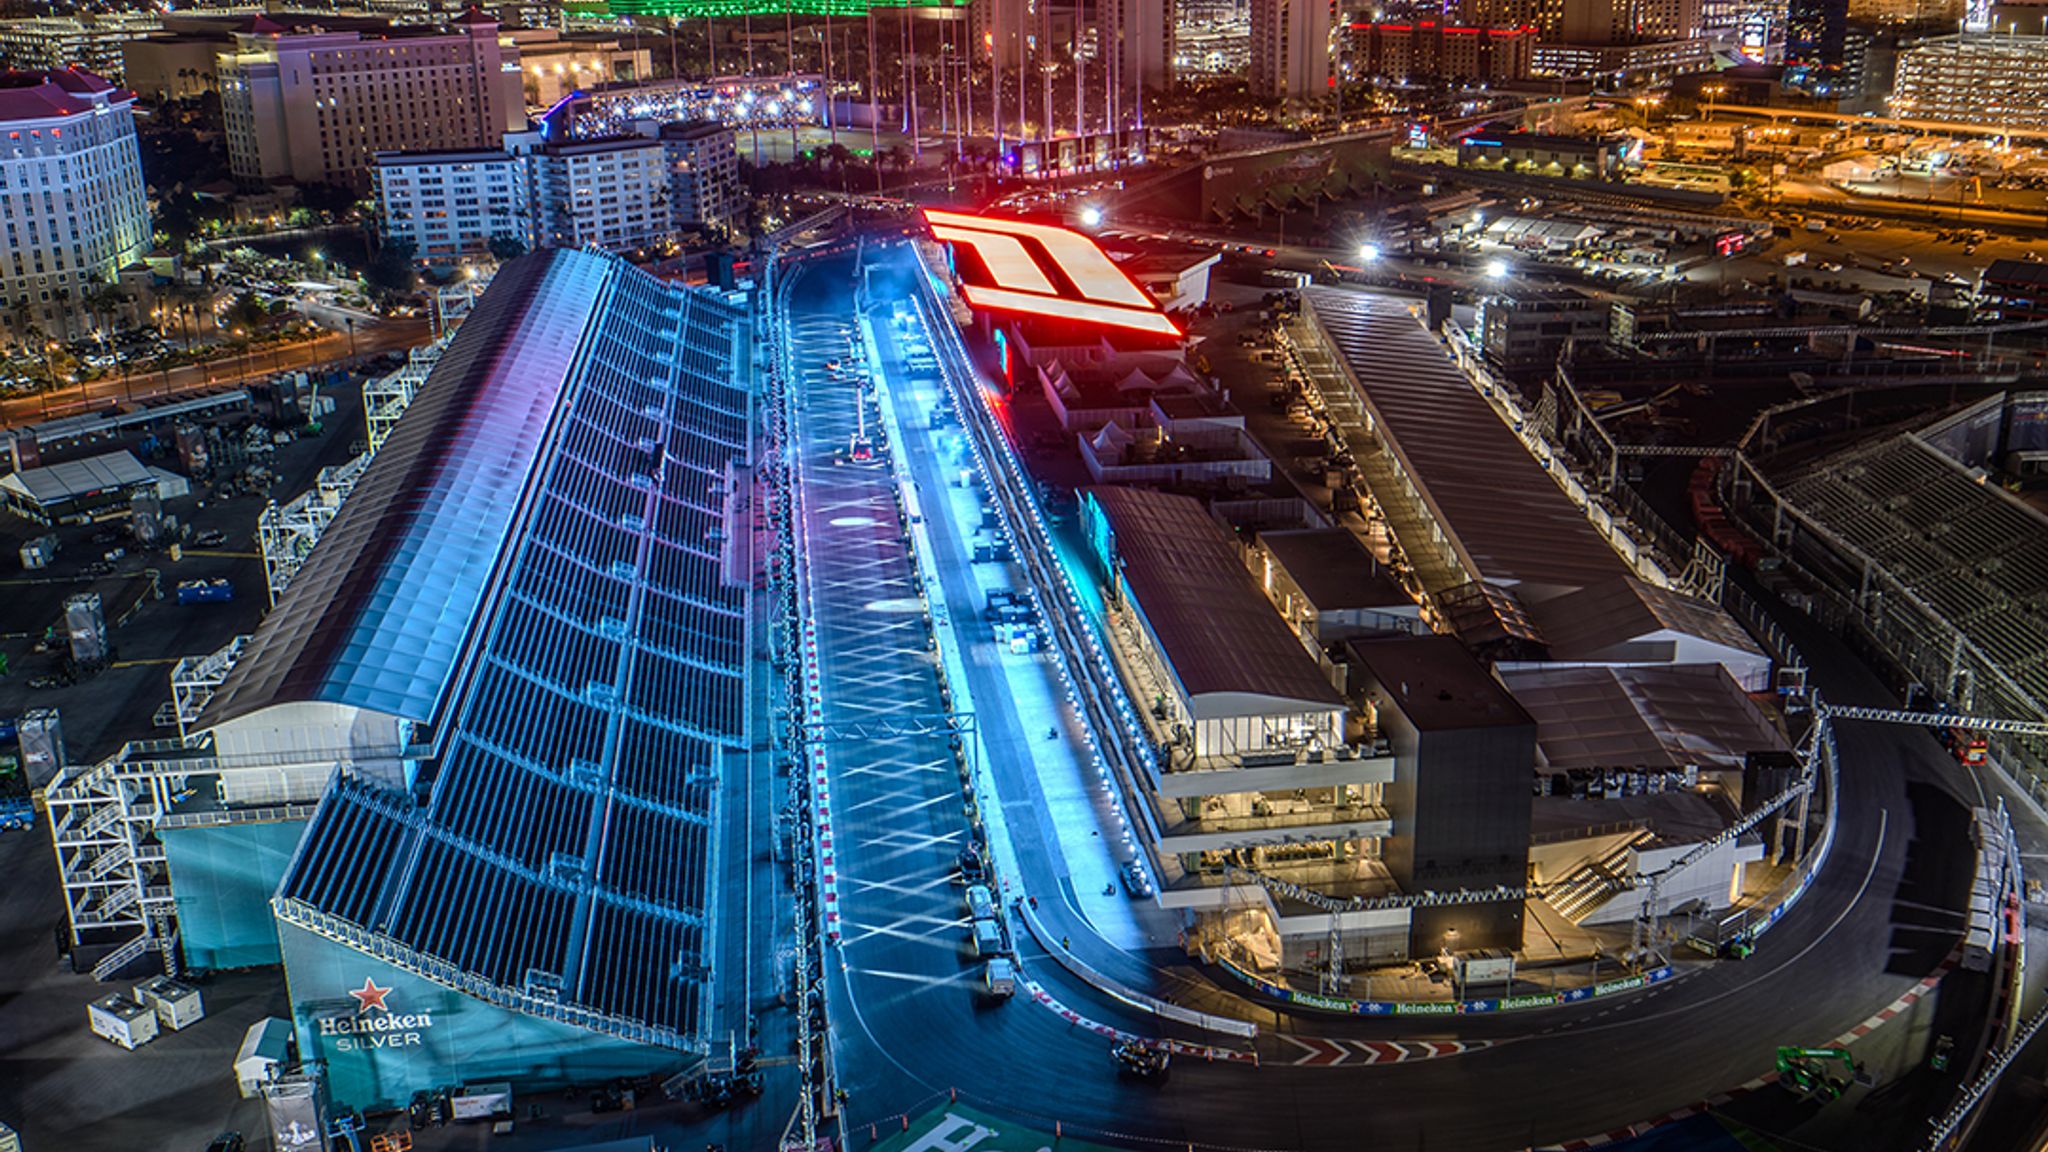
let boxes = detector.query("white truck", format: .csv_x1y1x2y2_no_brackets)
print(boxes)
1783,250,1808,267
971,917,1005,957
964,884,995,921
983,957,1017,998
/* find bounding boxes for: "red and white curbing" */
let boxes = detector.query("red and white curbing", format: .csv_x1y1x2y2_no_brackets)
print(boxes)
1280,1035,1495,1067
1543,948,1961,1151
1022,978,1260,1065
804,619,843,946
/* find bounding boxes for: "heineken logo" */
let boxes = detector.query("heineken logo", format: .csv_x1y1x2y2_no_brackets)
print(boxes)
319,977,435,1051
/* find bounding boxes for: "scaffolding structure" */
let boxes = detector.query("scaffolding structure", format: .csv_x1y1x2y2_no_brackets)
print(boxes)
257,453,374,605
260,312,478,603
45,740,198,980
170,635,251,742
364,338,445,455
45,633,254,978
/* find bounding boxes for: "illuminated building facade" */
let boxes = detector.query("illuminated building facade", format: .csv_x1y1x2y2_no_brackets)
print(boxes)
1175,0,1252,73
1892,33,2048,128
1352,20,1538,83
217,11,527,187
508,28,652,109
0,13,165,86
0,69,152,340
1531,34,1711,79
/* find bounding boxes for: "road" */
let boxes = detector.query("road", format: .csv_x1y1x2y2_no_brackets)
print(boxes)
771,242,1995,1151
2,316,432,428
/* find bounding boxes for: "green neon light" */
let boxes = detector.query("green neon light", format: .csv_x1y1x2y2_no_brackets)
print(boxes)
604,0,964,16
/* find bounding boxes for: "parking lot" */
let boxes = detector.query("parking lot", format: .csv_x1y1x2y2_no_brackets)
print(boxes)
0,372,373,773
0,818,288,1152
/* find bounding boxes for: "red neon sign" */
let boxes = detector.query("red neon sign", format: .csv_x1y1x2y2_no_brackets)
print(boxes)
923,209,1181,338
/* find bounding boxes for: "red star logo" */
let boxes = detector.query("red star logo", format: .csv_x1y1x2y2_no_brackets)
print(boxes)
347,978,392,1014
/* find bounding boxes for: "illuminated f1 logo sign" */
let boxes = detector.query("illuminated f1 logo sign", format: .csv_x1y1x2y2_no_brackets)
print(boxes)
923,209,1181,338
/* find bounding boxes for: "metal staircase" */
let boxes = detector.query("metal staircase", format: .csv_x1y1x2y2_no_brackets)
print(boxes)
90,933,151,981
1545,831,1654,923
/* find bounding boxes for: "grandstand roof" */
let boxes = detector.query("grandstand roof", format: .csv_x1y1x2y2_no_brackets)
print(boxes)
1302,288,1627,601
1529,577,1765,665
205,253,610,728
274,248,752,1051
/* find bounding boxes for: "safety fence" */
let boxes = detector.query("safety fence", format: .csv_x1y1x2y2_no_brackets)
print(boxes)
1218,956,1677,1017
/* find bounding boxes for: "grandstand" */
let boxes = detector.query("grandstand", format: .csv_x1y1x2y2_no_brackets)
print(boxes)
1772,407,2048,757
47,248,758,1110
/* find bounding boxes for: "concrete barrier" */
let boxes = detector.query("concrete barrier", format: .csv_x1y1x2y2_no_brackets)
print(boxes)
1014,896,1257,1040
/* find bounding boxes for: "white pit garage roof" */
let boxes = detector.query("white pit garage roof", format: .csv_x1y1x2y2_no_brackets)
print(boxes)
0,450,156,510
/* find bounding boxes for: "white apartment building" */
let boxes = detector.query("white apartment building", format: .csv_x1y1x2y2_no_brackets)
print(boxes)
1892,34,2048,129
536,135,671,252
0,13,165,86
217,11,526,187
372,136,538,263
659,119,740,235
1249,0,1331,99
373,122,740,264
0,70,152,341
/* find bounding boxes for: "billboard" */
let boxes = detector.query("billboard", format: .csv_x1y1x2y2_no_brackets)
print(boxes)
922,209,1180,338
278,920,678,1109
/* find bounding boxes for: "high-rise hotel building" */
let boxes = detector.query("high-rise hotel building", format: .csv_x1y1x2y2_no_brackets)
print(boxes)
217,10,526,187
0,69,151,340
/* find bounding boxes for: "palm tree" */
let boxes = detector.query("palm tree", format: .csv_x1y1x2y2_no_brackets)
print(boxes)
7,297,31,354
84,284,126,337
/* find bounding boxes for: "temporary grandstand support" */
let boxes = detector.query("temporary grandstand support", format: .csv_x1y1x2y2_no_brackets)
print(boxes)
45,740,204,978
257,452,373,604
433,280,481,337
363,339,446,455
170,635,249,741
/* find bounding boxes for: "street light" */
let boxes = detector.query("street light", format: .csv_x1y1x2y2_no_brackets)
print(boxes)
1357,242,1381,263
1485,258,1508,278
1079,205,1103,228
39,338,58,417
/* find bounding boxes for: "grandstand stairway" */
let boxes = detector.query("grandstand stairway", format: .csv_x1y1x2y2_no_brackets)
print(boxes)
1543,831,1653,923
